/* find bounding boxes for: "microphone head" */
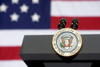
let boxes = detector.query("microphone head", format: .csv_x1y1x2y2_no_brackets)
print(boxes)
58,18,67,30
58,23,65,30
60,18,67,25
71,23,78,30
72,18,79,24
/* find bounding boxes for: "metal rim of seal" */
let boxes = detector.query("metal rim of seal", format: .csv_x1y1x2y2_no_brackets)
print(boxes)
52,28,82,57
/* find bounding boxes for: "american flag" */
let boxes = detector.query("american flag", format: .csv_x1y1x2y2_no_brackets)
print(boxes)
0,0,100,67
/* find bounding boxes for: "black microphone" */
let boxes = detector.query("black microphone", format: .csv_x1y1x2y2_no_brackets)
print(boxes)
58,18,67,30
71,18,79,30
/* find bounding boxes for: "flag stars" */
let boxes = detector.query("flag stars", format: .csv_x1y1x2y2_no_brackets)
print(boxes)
20,4,29,13
10,13,19,22
0,0,41,23
12,0,19,4
0,3,8,12
31,13,40,22
32,0,39,4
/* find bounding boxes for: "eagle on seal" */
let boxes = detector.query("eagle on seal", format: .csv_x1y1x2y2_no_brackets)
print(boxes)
60,35,73,49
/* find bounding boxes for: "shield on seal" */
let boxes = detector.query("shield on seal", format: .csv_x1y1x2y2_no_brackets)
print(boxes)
60,35,73,49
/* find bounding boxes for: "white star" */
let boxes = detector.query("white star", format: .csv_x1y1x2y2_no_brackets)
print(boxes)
10,13,19,22
12,0,19,4
0,3,8,12
32,0,39,4
31,13,40,22
20,4,29,13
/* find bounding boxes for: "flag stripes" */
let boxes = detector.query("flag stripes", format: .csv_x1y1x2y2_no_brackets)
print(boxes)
51,1,100,17
0,60,27,67
0,47,21,60
51,17,100,29
0,30,100,46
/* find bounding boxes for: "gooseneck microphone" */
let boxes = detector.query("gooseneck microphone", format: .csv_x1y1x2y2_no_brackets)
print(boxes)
71,18,79,30
58,18,67,30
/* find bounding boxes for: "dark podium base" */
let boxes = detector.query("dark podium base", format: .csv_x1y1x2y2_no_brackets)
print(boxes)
20,35,100,67
24,61,100,67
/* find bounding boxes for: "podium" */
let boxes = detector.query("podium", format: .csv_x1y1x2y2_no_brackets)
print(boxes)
20,35,100,67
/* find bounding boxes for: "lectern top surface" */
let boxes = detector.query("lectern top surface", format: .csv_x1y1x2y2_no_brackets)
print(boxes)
21,35,100,54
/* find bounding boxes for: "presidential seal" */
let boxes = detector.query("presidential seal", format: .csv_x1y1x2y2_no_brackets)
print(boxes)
52,28,82,57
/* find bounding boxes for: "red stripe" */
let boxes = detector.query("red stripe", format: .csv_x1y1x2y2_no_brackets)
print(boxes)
0,46,21,60
51,17,100,30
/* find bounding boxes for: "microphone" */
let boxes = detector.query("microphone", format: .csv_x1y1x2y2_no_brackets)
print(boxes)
71,18,79,30
58,18,67,30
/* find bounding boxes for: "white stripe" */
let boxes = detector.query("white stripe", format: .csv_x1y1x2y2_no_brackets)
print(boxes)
0,60,27,67
0,29,57,46
51,1,100,16
0,29,100,46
